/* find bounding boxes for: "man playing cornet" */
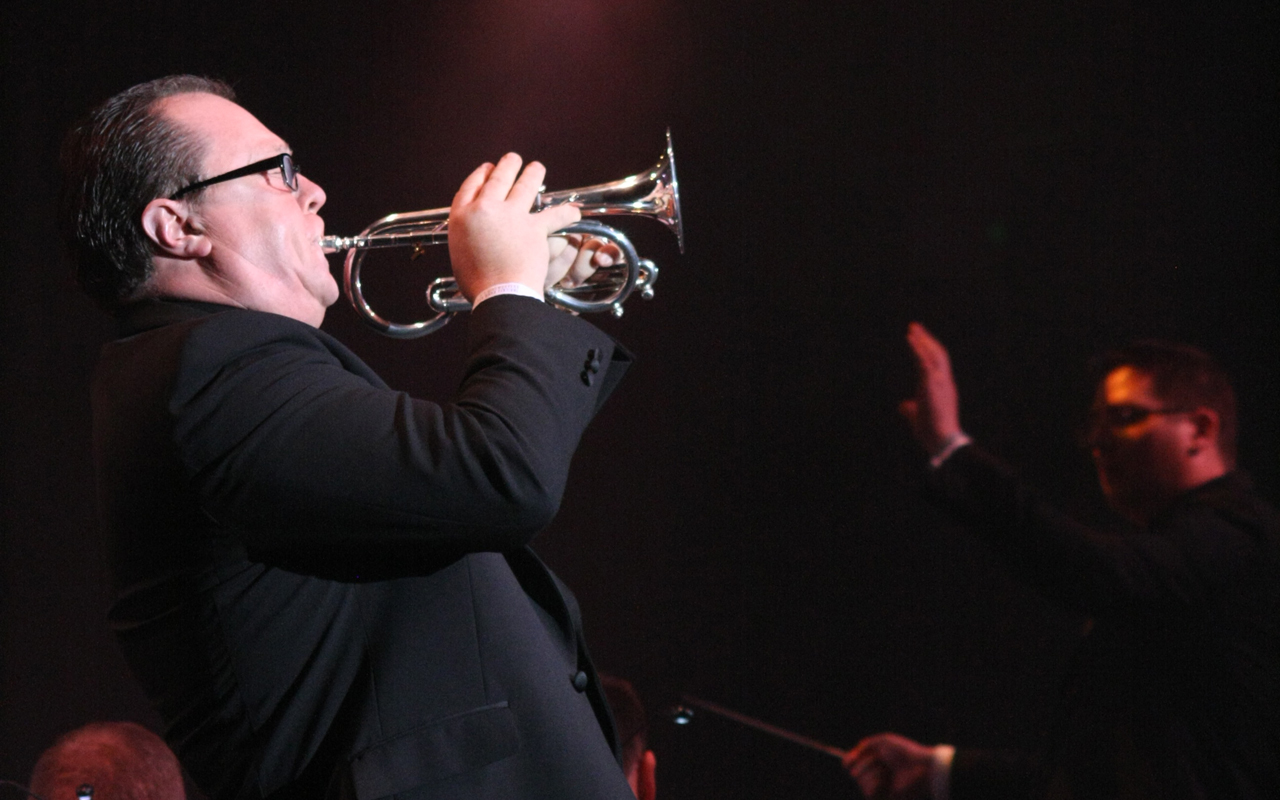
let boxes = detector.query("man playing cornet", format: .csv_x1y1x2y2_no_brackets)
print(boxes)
62,75,637,800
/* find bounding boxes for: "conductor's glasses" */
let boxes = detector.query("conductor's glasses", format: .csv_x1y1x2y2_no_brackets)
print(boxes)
1079,403,1189,446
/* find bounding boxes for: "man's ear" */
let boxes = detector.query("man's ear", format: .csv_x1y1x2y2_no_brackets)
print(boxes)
1187,406,1220,455
141,198,211,259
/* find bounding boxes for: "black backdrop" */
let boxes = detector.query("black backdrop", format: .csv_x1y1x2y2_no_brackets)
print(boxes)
2,1,1276,797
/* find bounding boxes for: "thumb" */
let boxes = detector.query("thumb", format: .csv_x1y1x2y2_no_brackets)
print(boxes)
537,203,582,235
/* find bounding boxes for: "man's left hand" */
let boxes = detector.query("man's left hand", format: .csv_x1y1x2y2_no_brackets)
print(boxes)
546,233,621,291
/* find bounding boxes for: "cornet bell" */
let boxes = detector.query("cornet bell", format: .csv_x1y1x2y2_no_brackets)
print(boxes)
323,131,683,339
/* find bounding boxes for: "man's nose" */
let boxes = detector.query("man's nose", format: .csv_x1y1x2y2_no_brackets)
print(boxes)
299,174,326,213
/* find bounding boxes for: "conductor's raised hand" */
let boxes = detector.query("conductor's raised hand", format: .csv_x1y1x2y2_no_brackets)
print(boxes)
901,322,963,456
447,154,583,301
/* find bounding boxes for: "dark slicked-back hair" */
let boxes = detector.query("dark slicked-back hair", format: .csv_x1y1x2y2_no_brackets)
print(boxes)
29,721,185,800
59,75,235,307
1093,339,1238,466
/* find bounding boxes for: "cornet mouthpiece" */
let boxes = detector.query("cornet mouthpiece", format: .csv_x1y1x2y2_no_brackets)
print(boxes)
320,235,352,253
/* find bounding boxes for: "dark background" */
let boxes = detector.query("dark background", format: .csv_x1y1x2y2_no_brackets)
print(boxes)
2,1,1276,797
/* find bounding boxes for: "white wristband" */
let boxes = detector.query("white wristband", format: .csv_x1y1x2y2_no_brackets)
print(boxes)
930,744,955,800
929,433,972,469
472,282,544,308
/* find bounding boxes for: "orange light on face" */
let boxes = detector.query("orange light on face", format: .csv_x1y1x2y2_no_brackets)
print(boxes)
1090,366,1199,523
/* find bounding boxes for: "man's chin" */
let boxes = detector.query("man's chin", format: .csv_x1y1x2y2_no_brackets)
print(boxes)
316,274,341,309
1097,472,1117,500
1099,475,1131,510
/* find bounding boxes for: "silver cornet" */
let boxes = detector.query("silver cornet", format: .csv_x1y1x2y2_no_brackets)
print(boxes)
321,131,683,338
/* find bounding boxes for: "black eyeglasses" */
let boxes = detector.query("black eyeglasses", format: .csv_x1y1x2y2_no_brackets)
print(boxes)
170,153,299,200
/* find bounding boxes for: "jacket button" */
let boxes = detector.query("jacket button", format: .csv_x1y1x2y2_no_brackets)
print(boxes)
572,670,589,692
580,370,594,387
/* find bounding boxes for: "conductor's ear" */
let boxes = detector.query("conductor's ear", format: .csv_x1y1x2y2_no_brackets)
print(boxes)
141,198,211,259
1188,406,1221,456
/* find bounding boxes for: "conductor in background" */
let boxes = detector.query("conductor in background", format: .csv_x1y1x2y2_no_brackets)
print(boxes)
844,324,1280,799
61,75,637,800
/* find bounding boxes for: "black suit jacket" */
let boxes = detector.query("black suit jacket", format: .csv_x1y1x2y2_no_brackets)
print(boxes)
91,296,636,800
931,446,1280,800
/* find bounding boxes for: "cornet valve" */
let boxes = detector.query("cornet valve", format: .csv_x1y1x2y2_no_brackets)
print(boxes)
611,304,625,318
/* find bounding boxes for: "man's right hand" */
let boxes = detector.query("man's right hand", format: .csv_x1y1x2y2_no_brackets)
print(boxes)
448,153,583,301
901,322,964,457
843,733,939,800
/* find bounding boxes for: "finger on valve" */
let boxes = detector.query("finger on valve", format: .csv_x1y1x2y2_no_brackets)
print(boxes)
448,156,565,299
548,236,620,290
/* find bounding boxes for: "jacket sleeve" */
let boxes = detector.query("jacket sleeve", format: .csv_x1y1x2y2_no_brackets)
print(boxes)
928,445,1264,615
950,747,1041,800
171,296,630,554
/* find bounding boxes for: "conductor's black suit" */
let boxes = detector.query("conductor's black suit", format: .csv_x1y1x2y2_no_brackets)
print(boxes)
934,445,1280,799
91,295,636,800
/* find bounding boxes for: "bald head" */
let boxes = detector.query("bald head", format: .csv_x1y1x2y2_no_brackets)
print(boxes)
29,722,184,800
